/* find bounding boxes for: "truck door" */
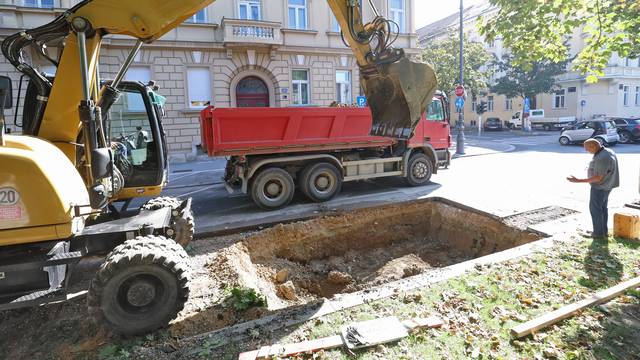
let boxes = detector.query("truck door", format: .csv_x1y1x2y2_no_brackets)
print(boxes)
423,97,450,149
107,82,165,191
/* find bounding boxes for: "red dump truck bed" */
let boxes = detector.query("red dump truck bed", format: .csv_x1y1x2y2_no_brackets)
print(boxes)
200,107,395,157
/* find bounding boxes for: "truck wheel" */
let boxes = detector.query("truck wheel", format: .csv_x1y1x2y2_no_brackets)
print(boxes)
87,236,190,335
559,136,570,146
251,167,295,210
299,162,342,202
406,153,433,186
142,197,195,248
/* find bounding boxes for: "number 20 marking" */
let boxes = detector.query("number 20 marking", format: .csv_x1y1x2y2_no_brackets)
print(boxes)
0,188,19,205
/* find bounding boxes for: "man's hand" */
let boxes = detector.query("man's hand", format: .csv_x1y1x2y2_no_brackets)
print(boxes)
567,175,581,183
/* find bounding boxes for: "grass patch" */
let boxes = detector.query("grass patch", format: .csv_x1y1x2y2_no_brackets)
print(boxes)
236,236,640,359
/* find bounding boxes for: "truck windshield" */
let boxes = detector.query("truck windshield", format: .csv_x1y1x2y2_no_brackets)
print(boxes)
426,98,444,121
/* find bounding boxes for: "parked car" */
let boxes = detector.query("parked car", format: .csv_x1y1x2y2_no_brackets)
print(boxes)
484,117,503,131
610,117,640,144
559,120,620,146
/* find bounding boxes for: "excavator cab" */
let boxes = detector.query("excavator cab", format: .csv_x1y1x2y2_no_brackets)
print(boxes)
105,81,169,199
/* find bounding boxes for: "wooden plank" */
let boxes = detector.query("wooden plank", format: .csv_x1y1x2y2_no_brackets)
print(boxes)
270,335,344,357
237,316,444,359
512,276,640,338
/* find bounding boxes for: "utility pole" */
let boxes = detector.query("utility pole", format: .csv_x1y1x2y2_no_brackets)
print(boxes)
455,0,466,155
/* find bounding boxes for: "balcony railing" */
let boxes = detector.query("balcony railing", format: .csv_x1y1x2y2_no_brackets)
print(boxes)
221,18,282,46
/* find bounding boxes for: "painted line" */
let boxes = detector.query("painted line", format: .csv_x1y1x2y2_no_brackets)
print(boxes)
169,169,224,182
178,184,220,197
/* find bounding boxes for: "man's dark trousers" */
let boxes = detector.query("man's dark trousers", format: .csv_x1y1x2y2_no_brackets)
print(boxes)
589,187,611,237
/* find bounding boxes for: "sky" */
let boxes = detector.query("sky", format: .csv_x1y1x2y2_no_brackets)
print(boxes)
414,0,486,30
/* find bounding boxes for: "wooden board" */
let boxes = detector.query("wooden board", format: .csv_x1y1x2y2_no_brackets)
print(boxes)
512,276,640,338
238,316,443,359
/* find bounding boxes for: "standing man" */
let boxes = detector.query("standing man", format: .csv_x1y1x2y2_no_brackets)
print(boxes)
567,139,620,239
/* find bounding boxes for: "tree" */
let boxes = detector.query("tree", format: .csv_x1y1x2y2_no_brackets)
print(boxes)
420,32,493,97
479,0,640,83
490,55,569,102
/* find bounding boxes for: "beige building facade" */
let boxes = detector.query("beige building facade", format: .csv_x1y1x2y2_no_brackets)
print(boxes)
0,0,419,160
417,1,640,129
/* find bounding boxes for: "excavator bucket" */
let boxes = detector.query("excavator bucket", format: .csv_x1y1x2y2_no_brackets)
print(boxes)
365,58,437,139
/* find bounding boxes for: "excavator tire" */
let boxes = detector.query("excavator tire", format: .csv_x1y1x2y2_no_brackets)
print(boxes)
87,235,190,336
142,197,195,248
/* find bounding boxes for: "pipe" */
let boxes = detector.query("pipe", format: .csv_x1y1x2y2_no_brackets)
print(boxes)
111,40,143,90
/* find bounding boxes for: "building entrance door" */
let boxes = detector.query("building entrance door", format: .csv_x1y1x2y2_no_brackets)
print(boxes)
236,76,269,107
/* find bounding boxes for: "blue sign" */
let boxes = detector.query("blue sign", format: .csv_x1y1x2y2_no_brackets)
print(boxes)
356,96,367,107
524,98,531,113
455,97,465,111
580,99,586,107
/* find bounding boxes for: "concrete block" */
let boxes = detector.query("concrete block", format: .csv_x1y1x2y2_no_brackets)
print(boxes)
614,212,640,240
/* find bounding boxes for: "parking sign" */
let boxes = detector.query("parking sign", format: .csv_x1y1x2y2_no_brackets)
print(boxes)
357,96,367,107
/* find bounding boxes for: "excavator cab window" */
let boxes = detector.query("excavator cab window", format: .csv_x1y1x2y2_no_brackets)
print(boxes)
108,81,165,188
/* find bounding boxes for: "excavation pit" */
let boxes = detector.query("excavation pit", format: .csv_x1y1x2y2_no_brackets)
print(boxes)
210,198,544,309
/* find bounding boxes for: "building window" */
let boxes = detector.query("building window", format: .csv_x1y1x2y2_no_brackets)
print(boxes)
553,89,565,108
187,68,212,108
336,70,352,104
487,96,494,111
186,9,207,23
389,0,405,33
623,85,629,106
288,0,308,30
636,86,640,106
239,0,261,20
124,66,152,111
292,69,310,105
24,0,54,8
505,98,513,110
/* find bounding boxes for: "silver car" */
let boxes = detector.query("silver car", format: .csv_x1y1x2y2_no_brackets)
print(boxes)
559,120,620,146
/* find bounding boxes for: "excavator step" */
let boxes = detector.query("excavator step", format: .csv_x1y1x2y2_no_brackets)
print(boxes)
0,288,67,311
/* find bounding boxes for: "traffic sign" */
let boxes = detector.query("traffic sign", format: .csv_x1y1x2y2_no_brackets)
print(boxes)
524,98,531,113
356,96,367,107
454,85,465,97
455,97,465,111
580,99,586,107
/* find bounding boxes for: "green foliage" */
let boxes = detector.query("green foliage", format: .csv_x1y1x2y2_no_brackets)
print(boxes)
490,54,569,100
227,287,267,311
420,32,493,97
98,344,131,360
479,0,640,83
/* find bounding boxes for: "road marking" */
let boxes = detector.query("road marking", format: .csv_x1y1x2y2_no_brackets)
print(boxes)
178,184,220,197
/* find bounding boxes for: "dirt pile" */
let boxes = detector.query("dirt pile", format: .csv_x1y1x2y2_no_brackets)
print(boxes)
208,199,542,309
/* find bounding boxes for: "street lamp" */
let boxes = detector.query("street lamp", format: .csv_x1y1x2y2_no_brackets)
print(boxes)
455,0,466,155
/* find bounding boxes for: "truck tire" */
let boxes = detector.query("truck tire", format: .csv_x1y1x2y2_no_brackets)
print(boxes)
251,167,295,210
406,153,433,186
559,136,570,146
299,162,342,202
87,236,190,335
142,197,195,248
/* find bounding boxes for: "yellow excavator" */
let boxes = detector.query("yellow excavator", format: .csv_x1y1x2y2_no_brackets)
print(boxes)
0,0,436,335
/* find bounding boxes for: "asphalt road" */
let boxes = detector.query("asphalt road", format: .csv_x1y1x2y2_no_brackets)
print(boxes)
153,131,640,235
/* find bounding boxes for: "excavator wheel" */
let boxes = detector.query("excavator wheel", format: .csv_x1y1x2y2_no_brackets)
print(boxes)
142,197,195,248
87,235,190,335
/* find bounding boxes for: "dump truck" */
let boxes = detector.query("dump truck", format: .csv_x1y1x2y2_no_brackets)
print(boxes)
200,94,451,210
